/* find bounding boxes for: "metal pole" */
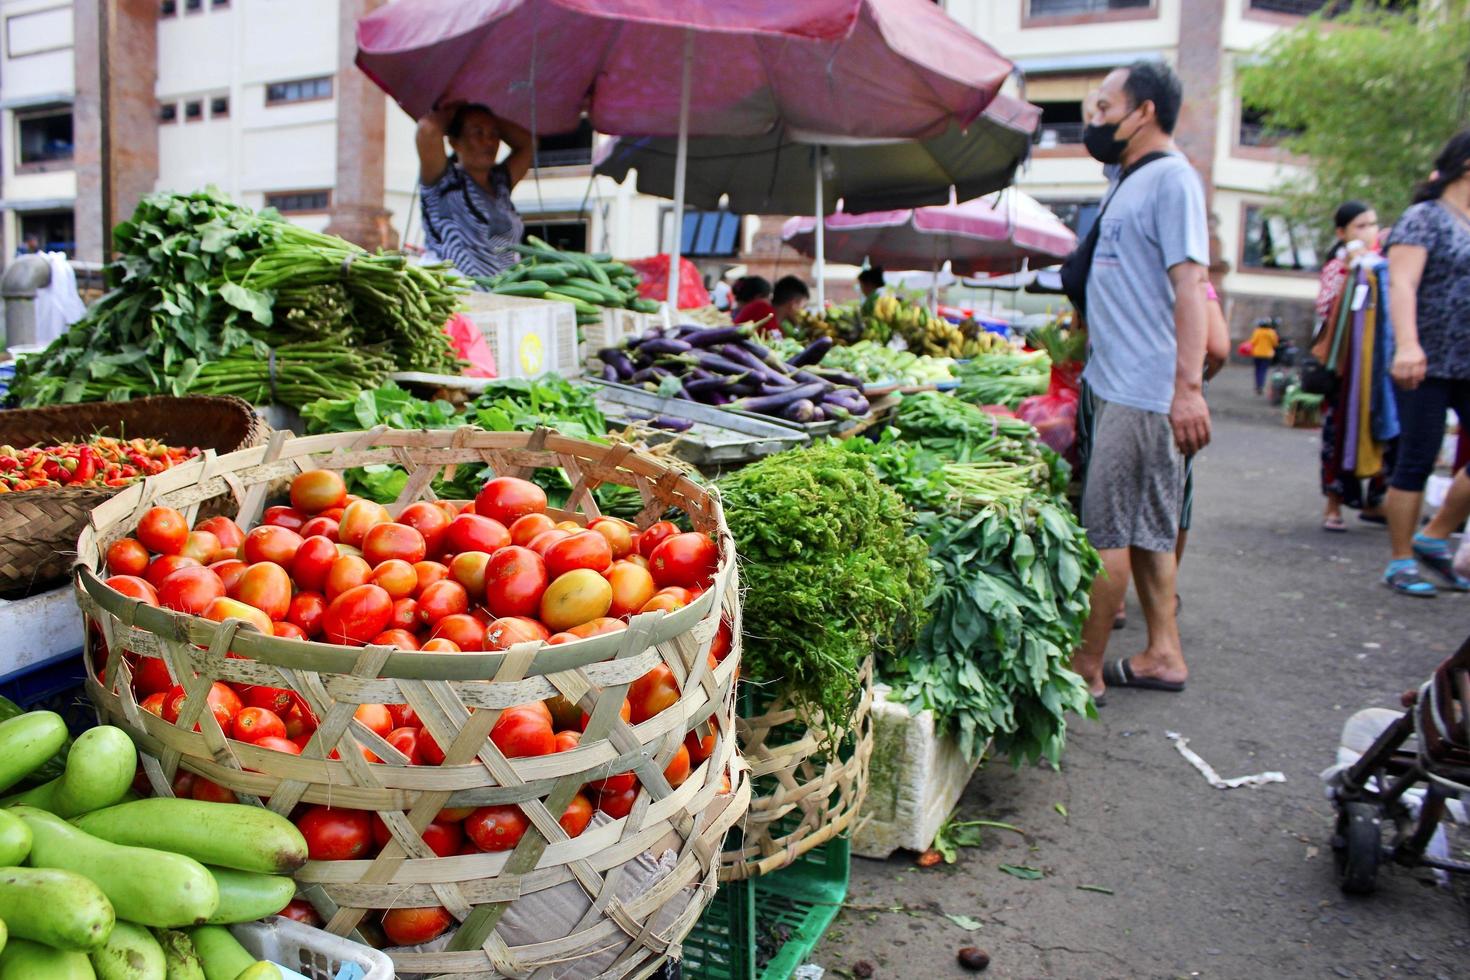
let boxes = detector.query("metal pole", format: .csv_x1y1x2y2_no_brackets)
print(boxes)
667,30,693,310
814,148,826,309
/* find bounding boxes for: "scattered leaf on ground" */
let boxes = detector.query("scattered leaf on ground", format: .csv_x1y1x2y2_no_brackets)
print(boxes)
999,864,1045,880
1054,803,1068,818
946,913,984,931
1076,884,1114,895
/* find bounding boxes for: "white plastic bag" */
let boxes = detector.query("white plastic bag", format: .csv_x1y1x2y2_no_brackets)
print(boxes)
32,251,85,345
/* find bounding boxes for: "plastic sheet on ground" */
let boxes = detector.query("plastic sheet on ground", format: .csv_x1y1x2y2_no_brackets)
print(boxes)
1166,731,1285,790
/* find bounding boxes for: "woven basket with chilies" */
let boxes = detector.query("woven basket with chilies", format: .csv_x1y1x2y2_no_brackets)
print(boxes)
74,426,748,978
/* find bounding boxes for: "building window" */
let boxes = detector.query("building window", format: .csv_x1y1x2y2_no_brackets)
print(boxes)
211,0,229,6
160,0,177,16
1029,0,1150,15
1238,105,1302,149
1035,101,1085,147
536,119,594,168
184,99,203,122
680,211,742,257
158,102,178,124
265,76,333,106
184,0,202,11
266,190,331,214
1248,0,1414,13
18,210,75,258
523,219,588,254
16,109,73,167
210,95,229,118
1242,205,1320,272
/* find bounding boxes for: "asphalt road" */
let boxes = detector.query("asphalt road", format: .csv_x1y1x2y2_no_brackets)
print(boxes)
811,366,1470,979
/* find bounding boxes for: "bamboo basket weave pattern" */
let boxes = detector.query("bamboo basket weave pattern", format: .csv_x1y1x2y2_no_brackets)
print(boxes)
74,427,749,979
720,657,874,881
0,395,266,597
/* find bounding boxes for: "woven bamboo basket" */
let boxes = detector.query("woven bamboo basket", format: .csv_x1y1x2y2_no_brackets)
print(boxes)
719,657,874,881
0,395,267,598
73,426,749,979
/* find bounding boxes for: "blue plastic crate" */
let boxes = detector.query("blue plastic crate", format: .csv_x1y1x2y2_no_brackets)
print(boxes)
0,652,95,734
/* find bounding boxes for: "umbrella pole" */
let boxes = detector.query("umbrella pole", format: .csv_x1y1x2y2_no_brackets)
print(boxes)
814,148,826,309
667,30,694,310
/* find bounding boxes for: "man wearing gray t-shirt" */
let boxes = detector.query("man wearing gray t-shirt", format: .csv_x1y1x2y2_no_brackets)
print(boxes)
1071,61,1212,702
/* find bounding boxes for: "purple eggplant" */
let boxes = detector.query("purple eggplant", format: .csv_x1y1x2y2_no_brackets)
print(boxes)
598,347,637,379
737,338,789,371
812,368,865,389
789,336,834,367
810,406,827,422
692,351,761,377
683,325,749,348
730,381,829,416
710,392,735,405
600,362,619,382
822,390,870,415
653,415,694,430
630,365,671,385
685,376,741,398
783,399,817,423
638,337,693,357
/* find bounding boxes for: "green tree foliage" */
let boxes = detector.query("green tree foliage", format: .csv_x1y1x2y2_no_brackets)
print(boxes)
1239,1,1470,229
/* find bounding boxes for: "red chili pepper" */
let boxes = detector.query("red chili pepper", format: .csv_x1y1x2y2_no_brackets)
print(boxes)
72,447,96,485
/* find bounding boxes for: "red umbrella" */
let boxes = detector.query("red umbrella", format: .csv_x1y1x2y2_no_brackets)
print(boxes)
357,0,1015,303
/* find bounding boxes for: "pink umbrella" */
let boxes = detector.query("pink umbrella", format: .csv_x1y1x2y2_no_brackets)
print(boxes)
357,0,1015,303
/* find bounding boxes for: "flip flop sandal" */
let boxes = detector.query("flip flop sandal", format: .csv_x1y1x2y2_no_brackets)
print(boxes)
1112,613,1127,630
1322,516,1347,533
1358,513,1387,525
1412,539,1470,591
1092,692,1107,709
1384,563,1437,598
1102,658,1185,693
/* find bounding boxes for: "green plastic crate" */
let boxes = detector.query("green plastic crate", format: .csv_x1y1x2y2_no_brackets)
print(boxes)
681,835,851,980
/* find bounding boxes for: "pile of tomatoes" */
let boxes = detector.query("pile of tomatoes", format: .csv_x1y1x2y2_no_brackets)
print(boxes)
98,470,733,949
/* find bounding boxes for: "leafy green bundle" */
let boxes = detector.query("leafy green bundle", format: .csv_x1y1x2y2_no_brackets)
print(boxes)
717,444,931,746
953,349,1052,409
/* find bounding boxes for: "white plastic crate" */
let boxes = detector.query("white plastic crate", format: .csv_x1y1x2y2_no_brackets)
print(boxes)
583,306,648,354
0,583,85,681
230,916,393,980
460,292,581,380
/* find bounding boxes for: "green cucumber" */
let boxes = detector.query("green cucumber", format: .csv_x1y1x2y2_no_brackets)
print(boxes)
182,927,252,980
7,726,136,817
559,277,624,305
153,931,203,980
492,280,552,297
509,242,566,264
0,867,114,951
16,807,218,929
0,812,30,865
631,298,662,314
541,292,602,316
232,964,281,980
0,712,69,794
524,262,578,284
0,917,6,957
0,938,96,979
73,800,308,875
202,868,295,925
89,921,165,980
601,261,635,277
545,283,613,306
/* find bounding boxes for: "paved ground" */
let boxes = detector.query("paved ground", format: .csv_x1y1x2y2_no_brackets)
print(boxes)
811,366,1470,979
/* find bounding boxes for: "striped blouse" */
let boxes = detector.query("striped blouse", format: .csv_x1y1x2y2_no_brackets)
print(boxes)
420,162,524,280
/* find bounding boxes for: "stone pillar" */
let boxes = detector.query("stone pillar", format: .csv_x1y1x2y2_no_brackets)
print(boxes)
1171,0,1225,211
74,0,159,263
324,0,397,250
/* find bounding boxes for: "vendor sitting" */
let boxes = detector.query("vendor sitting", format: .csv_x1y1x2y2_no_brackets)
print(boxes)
416,102,533,280
770,276,811,337
731,276,775,327
857,265,886,299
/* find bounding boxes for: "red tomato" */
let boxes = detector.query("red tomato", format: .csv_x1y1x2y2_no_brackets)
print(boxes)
540,570,613,632
297,806,373,861
157,566,226,616
444,514,511,556
469,606,493,627
290,469,347,515
527,528,571,557
474,477,547,527
195,516,245,553
164,681,242,732
298,516,340,542
387,704,419,729
624,554,650,571
711,617,734,662
284,706,317,741
287,592,327,638
490,708,556,758
448,551,492,602
322,585,394,646
245,685,295,716
134,657,172,697
417,579,469,627
663,743,692,787
482,547,549,619
543,531,613,579
648,532,718,590
324,555,373,603
291,536,340,594
638,592,687,615
554,729,581,753
271,621,307,641
384,726,424,766
509,513,556,548
171,771,196,798
597,785,638,819
431,613,486,651
388,597,417,631
419,729,446,765
484,616,550,651
337,499,391,549
588,518,635,560
203,597,274,636
106,538,150,577
464,805,529,851
381,906,453,946
243,525,303,567
209,559,249,596
105,575,159,607
545,695,583,732
412,560,451,596
628,665,680,724
560,793,594,838
137,506,189,555
191,777,237,804
588,769,637,794
397,501,452,556
263,506,308,533
354,703,393,737
178,530,221,565
577,699,632,733
279,899,321,927
232,706,287,743
419,638,461,653
236,562,292,621
145,554,201,589
686,728,715,765
606,562,657,619
637,521,679,559
372,628,420,650
371,559,418,600
362,522,427,567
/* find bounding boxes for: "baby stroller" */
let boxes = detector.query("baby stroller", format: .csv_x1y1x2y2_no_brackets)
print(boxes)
1324,632,1470,894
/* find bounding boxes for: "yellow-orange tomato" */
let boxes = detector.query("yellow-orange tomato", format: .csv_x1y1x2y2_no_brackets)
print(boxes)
588,518,635,560
179,530,221,565
554,520,582,532
236,561,293,622
540,569,613,632
325,555,373,602
371,559,418,600
202,597,274,637
290,469,348,515
337,499,391,549
509,513,556,548
449,551,492,601
624,554,650,571
606,562,657,619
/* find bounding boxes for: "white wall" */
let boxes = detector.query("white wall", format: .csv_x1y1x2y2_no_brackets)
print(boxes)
1,0,74,100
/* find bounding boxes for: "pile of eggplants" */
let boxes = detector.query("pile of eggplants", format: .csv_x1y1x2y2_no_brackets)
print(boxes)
591,326,870,424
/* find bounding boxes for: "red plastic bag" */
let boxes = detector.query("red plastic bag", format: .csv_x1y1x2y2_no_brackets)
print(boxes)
1236,340,1252,358
625,255,711,310
1050,361,1083,397
1017,389,1079,459
444,313,497,378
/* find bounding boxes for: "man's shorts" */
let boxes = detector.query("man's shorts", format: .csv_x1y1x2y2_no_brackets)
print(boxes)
1080,395,1185,553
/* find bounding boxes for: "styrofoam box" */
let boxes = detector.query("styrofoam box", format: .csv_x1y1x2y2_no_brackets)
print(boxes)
852,684,982,859
461,292,581,380
0,584,85,681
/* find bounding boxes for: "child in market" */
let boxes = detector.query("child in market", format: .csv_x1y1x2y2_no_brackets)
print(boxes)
1247,317,1280,395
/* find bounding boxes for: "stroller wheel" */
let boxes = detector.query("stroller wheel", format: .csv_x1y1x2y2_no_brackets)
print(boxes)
1333,801,1382,895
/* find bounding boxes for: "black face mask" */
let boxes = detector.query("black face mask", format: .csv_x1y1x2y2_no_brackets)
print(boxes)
1082,107,1140,165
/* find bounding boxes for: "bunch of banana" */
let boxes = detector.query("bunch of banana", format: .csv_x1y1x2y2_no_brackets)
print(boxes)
959,330,1007,358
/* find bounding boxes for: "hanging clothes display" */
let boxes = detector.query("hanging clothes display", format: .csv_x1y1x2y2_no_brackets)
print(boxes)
1320,255,1400,503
